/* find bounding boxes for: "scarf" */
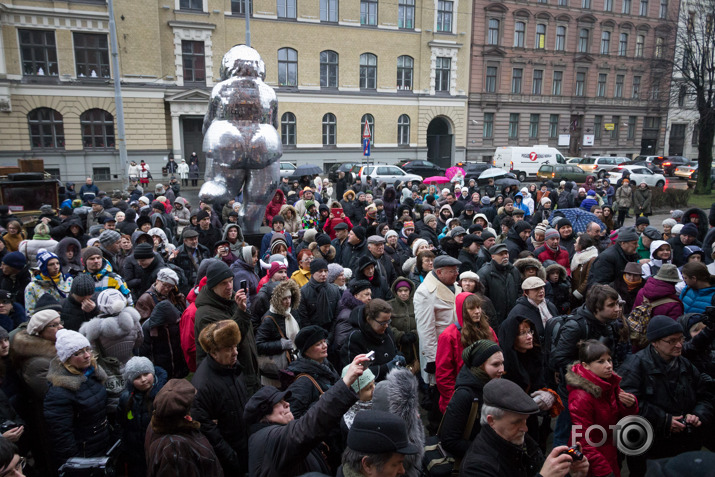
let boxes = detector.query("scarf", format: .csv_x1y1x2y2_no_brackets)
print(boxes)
571,246,599,270
40,271,63,285
269,304,300,341
624,274,642,291
343,400,373,429
528,298,553,328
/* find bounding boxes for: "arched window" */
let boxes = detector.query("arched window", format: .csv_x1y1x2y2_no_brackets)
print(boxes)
320,50,338,88
322,113,336,146
281,112,296,146
278,48,298,86
359,53,377,89
397,55,413,90
80,109,115,149
361,114,374,144
27,108,64,149
397,114,410,145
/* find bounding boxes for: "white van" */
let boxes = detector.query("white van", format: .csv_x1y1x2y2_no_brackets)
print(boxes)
493,146,566,181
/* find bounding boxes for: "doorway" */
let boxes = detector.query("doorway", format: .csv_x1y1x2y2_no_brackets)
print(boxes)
669,124,686,156
427,117,453,168
182,117,205,176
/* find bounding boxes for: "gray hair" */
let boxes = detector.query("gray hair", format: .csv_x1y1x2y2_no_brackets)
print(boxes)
480,404,506,426
342,448,395,473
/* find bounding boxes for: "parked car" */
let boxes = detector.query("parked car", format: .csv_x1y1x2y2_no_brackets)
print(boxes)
652,156,691,176
578,156,629,178
687,166,715,188
634,155,664,164
358,164,422,185
279,162,297,178
566,157,585,164
327,162,360,182
676,162,715,180
608,165,666,188
619,160,665,175
537,164,596,183
396,160,446,178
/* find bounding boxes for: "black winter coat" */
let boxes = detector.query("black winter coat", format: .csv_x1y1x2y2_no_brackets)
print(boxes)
477,261,522,329
341,307,398,382
61,294,99,331
458,249,483,275
505,229,530,262
255,311,291,357
505,296,558,346
285,357,340,419
0,269,30,308
420,226,440,249
191,355,250,475
172,243,211,287
140,301,188,379
439,365,488,458
461,423,544,477
250,281,279,328
297,279,341,331
123,252,163,298
587,242,637,288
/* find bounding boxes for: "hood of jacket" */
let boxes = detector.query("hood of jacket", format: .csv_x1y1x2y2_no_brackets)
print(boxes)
150,212,167,229
221,223,244,243
650,240,670,260
79,306,141,342
173,196,189,207
46,356,108,391
272,188,286,204
279,203,299,220
339,288,364,313
270,279,300,315
146,300,181,328
565,362,621,398
455,291,472,328
148,227,168,247
56,236,82,266
641,275,677,299
545,262,568,282
389,276,415,302
682,207,708,238
507,228,528,248
383,187,397,203
308,241,336,261
514,257,546,280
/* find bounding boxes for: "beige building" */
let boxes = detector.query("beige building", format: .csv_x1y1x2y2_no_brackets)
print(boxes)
0,0,471,183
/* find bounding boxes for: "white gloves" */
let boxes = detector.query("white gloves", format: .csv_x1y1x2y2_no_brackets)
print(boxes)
531,390,555,411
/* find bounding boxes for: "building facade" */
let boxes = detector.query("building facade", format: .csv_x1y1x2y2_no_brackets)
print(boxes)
466,0,677,162
0,0,471,184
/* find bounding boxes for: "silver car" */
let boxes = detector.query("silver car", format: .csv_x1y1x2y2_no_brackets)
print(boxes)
359,165,423,185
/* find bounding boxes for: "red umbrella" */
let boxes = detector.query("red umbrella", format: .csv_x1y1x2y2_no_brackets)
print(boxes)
423,176,450,184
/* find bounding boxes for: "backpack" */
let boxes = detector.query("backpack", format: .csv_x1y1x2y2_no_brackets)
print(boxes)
626,296,677,348
544,313,587,372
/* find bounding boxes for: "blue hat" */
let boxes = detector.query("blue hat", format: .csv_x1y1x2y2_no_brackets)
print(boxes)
2,252,26,270
36,249,59,277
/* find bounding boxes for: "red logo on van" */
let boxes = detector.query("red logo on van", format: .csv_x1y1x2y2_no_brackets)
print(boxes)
529,152,538,161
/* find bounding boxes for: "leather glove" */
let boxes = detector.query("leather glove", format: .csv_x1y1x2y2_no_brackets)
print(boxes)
400,332,417,346
386,355,407,371
280,338,293,350
530,390,555,411
424,361,436,375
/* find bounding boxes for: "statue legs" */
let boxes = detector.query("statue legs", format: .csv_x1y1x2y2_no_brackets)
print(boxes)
239,161,279,234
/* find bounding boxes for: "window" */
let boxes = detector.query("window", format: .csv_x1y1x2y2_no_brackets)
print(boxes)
437,1,454,32
361,114,374,143
628,116,636,139
320,0,337,21
232,0,252,15
488,19,500,45
552,71,563,95
483,113,494,138
512,68,523,94
532,70,543,95
486,66,497,92
398,114,410,145
600,31,610,54
611,116,620,139
397,56,413,90
549,114,559,138
80,109,114,149
399,0,415,29
435,57,451,92
615,74,624,97
639,0,648,15
678,84,687,107
514,22,525,47
582,0,591,8
278,48,298,86
605,0,613,11
19,29,58,76
535,24,546,49
180,0,203,10
692,123,699,146
579,29,590,53
281,112,296,145
361,0,378,25
619,33,628,56
73,33,110,78
559,0,568,5
594,115,603,139
182,41,205,83
655,37,664,58
650,84,660,100
277,0,296,18
529,114,540,138
28,108,64,149
635,35,644,57
509,113,520,139
322,113,336,146
575,71,585,96
659,0,667,17
93,167,111,182
45,168,61,180
597,73,607,97
632,76,641,98
555,26,566,51
320,50,338,88
360,53,377,89
622,0,631,13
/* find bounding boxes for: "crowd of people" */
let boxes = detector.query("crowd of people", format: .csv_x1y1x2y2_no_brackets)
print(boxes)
0,169,711,477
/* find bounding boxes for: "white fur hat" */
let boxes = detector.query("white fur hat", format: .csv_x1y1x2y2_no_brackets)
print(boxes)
55,329,91,362
96,288,127,316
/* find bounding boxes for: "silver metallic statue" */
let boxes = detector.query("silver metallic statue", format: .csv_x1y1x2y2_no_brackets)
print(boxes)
200,45,282,234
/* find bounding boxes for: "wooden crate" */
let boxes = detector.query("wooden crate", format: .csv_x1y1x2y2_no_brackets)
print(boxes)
18,159,44,172
0,167,21,176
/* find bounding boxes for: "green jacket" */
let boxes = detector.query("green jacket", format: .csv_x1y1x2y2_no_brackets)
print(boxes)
636,236,650,260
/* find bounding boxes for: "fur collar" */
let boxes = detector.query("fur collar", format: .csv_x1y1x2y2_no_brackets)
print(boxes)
565,363,602,398
571,246,599,270
79,307,141,342
308,241,336,261
11,330,57,364
46,357,108,391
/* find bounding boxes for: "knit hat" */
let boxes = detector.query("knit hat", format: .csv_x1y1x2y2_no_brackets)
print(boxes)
385,230,398,241
534,223,548,236
662,218,677,228
123,356,156,384
351,226,366,242
198,320,241,354
138,196,150,205
303,228,319,244
424,214,437,225
342,364,375,393
557,218,572,230
647,315,683,342
514,221,532,234
55,329,91,362
36,249,59,276
81,246,102,265
616,227,639,242
327,263,344,284
462,340,502,368
310,258,329,274
350,279,372,296
295,325,328,355
681,223,698,237
671,210,684,220
151,201,165,213
33,223,51,239
99,230,121,247
34,294,61,313
96,288,127,315
27,309,60,335
540,196,552,205
1,252,25,270
411,238,429,256
394,279,413,291
196,209,210,222
635,216,650,227
206,261,234,290
70,273,96,297
544,228,560,241
481,196,491,206
154,379,196,420
157,268,179,286
133,243,155,260
268,261,287,279
653,263,681,283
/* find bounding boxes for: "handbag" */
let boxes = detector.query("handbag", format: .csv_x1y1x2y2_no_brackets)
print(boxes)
257,315,294,379
93,340,125,400
422,396,480,477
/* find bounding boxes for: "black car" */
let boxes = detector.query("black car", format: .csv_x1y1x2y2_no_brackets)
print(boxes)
652,156,690,176
396,160,445,178
327,162,360,182
458,162,495,182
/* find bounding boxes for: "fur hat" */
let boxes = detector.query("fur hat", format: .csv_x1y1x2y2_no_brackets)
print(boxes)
198,320,241,354
310,258,329,274
350,279,372,296
96,288,127,316
411,238,429,256
123,356,155,384
70,273,96,297
27,309,60,335
55,329,91,362
33,223,51,239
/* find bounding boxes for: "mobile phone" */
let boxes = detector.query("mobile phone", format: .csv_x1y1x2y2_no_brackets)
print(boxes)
362,351,375,368
239,280,248,292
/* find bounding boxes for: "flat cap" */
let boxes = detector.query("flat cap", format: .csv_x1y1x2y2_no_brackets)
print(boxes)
642,226,662,241
334,222,349,231
433,255,461,269
449,226,466,237
367,235,386,244
182,228,199,239
489,243,508,255
483,379,540,415
522,276,546,290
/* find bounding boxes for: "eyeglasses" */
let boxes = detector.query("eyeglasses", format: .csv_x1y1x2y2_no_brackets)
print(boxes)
45,320,64,329
661,336,685,346
518,329,535,337
72,347,92,357
301,257,314,263
374,318,392,328
0,456,25,477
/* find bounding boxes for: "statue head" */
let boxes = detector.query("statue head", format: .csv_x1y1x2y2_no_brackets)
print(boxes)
220,45,266,81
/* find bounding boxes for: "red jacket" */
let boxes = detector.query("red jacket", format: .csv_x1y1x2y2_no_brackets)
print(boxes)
265,189,286,226
566,363,638,477
534,244,571,275
179,276,206,372
435,292,498,413
323,216,353,240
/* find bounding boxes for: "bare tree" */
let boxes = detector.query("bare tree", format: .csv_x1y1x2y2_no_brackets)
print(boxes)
674,0,715,193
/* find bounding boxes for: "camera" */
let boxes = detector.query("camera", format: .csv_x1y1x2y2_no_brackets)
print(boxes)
362,351,375,368
677,417,695,433
562,445,584,461
58,440,121,477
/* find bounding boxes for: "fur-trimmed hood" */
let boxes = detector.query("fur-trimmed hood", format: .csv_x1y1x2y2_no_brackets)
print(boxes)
565,362,621,399
308,241,336,261
46,356,108,391
269,279,300,315
514,257,546,280
79,307,141,342
545,262,568,282
11,329,57,366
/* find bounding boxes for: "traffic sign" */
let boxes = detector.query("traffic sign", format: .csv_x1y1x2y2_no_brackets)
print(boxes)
363,139,371,156
363,121,371,139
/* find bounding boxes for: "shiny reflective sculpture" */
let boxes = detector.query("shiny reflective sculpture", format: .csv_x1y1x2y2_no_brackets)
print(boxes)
200,45,282,234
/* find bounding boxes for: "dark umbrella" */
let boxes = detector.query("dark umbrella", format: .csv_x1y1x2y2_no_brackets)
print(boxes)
549,208,605,234
290,164,323,177
494,177,521,188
